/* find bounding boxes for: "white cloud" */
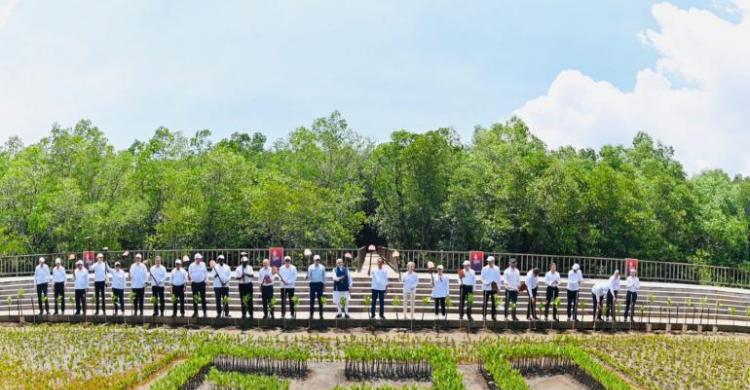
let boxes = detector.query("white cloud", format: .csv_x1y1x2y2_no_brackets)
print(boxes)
515,0,750,175
0,0,18,31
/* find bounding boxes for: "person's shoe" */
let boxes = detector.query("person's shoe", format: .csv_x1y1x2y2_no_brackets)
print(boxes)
53,311,58,315
545,316,549,321
336,313,342,319
492,315,497,321
459,315,464,320
74,312,80,316
46,310,50,315
512,316,519,321
345,313,350,319
102,311,106,316
468,315,474,321
192,312,198,318
225,313,231,318
153,313,158,317
39,311,43,316
95,311,99,316
504,316,509,321
262,315,268,319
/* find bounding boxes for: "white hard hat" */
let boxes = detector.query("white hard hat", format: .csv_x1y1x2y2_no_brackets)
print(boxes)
218,255,225,260
38,257,45,263
463,260,470,266
487,256,495,262
175,259,182,265
283,256,291,261
97,253,104,258
313,255,321,261
573,263,580,271
135,253,142,259
437,265,444,270
76,260,83,266
54,258,62,264
194,253,203,260
241,256,249,262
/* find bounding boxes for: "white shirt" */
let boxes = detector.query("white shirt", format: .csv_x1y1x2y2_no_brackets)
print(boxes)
402,271,419,293
609,275,621,292
567,270,583,291
258,267,275,287
171,268,188,286
503,267,520,291
52,266,67,283
34,264,51,285
188,262,208,283
544,271,561,287
278,265,297,289
235,264,255,284
89,261,109,282
129,263,148,289
460,268,476,286
626,276,640,292
591,281,610,303
525,271,539,291
371,268,388,290
73,268,89,290
150,265,167,287
481,266,501,291
431,275,450,298
111,269,126,289
211,264,232,288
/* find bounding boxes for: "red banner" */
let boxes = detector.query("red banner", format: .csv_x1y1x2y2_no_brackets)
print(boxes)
625,258,639,273
270,247,284,269
469,251,484,272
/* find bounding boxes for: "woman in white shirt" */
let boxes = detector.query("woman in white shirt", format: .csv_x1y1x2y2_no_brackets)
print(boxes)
401,262,419,320
431,265,449,320
525,268,540,320
606,270,621,321
624,268,640,322
544,263,561,321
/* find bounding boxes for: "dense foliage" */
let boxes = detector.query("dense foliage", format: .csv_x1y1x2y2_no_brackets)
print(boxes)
3,112,750,268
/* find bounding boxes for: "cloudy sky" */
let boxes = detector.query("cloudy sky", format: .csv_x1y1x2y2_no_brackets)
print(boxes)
1,1,748,174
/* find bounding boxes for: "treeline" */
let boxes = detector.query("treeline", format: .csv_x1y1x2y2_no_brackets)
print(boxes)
0,112,748,268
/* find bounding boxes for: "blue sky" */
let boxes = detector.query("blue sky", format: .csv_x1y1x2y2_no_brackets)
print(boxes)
1,1,748,174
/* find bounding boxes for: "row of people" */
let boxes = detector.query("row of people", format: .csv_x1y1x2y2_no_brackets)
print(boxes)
32,253,640,321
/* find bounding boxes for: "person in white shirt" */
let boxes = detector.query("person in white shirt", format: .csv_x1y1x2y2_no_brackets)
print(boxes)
623,268,640,322
110,261,126,315
278,256,297,319
401,262,419,320
188,253,208,317
129,254,148,316
430,265,449,319
307,255,326,320
591,281,610,321
73,260,89,315
89,253,111,316
235,256,255,319
333,258,352,319
481,256,501,321
459,260,476,321
52,258,67,315
34,257,51,315
543,263,561,321
566,263,584,322
606,269,621,321
503,258,521,321
370,258,389,320
150,256,168,317
170,258,189,317
258,259,275,319
211,255,232,318
525,268,540,320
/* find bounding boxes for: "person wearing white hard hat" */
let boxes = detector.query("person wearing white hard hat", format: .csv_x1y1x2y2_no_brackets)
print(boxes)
606,270,621,321
110,261,126,315
543,263,561,321
459,260,476,321
401,262,419,320
235,256,254,319
150,256,167,317
623,268,640,322
129,254,148,316
278,256,297,319
503,258,521,321
333,258,352,319
188,253,208,317
370,258,388,320
169,259,188,317
34,257,51,315
89,253,111,316
566,263,584,322
73,260,89,315
307,254,326,320
481,256,501,321
430,265,449,320
210,255,232,318
52,258,67,315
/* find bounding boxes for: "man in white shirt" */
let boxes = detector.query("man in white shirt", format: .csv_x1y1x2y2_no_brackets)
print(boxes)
89,253,110,316
52,258,66,315
566,263,584,322
401,262,419,320
544,263,561,321
606,270,621,321
370,258,389,320
110,261,126,315
623,268,640,322
591,281,610,321
431,265,449,319
503,258,521,321
278,256,297,319
188,253,208,318
481,256,501,321
34,257,51,315
235,256,255,319
170,258,189,317
73,260,89,315
150,256,167,317
129,254,148,316
258,259,275,319
211,255,232,318
525,268,540,320
307,255,326,320
459,260,476,321
333,258,352,319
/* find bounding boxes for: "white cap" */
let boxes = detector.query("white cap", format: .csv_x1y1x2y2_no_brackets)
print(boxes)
572,263,580,271
437,265,444,270
97,253,104,258
487,256,495,262
283,256,291,261
194,253,203,260
175,259,182,265
241,256,249,262
135,253,142,259
313,255,321,261
54,258,61,264
218,255,225,260
38,257,45,263
76,260,83,266
463,260,470,266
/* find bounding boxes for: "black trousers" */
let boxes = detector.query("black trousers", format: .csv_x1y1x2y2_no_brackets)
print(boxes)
94,281,106,313
483,290,496,318
606,290,618,320
36,283,49,313
459,285,473,318
113,288,124,313
592,294,606,319
172,285,185,315
624,291,637,320
214,287,229,316
261,285,274,318
74,289,86,314
191,282,207,315
152,286,165,315
566,290,580,319
309,282,324,319
504,290,519,317
434,297,446,316
545,286,559,318
132,288,145,315
54,282,65,314
370,289,385,318
527,287,538,318
238,283,253,318
281,288,295,317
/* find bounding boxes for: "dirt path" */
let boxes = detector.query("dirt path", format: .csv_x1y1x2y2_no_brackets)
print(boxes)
526,375,584,390
458,364,487,390
134,358,186,390
289,362,430,390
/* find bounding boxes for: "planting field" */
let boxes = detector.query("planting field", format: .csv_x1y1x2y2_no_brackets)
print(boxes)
1,324,749,389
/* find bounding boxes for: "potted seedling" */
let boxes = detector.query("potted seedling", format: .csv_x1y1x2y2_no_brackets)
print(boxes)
714,302,721,332
392,295,401,321
421,296,430,322
67,296,74,322
16,289,25,317
270,296,278,323
699,296,709,328
729,306,737,327
6,296,12,318
646,294,655,331
685,297,694,327
222,295,230,323
56,295,63,317
170,294,177,324
319,296,327,329
445,296,453,328
364,295,372,320
291,295,300,321
666,297,673,331
149,296,158,325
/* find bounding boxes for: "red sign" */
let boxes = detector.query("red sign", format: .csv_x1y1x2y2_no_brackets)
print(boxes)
625,258,639,273
83,251,95,267
469,251,484,272
270,247,284,268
